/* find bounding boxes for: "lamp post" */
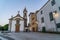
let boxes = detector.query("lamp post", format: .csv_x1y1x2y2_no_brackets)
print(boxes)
53,12,59,32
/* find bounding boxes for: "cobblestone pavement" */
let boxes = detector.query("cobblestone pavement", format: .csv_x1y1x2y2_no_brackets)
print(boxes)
7,32,60,40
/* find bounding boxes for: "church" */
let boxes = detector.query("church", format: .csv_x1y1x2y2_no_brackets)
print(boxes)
8,8,27,32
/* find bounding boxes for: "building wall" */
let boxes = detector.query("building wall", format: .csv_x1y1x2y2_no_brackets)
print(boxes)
8,20,12,31
20,21,24,31
37,0,60,32
11,20,16,32
29,13,38,32
9,19,24,32
8,20,11,31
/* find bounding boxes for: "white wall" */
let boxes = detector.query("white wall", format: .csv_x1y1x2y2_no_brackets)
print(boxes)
37,0,60,32
11,20,16,32
20,21,24,31
10,19,24,32
57,28,60,32
8,20,12,31
8,20,10,31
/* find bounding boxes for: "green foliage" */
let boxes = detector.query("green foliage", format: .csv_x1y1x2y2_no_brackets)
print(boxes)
0,24,9,31
3,24,9,31
0,27,3,31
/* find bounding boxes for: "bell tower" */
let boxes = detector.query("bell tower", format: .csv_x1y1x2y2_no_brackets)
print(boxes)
23,7,27,31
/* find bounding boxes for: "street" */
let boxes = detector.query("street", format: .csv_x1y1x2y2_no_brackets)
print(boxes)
6,32,60,40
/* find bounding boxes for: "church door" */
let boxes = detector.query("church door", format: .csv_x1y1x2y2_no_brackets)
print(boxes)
15,24,20,32
32,27,35,32
15,20,20,32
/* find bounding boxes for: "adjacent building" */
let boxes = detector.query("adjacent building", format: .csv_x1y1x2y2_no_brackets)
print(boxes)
36,0,60,32
29,12,38,32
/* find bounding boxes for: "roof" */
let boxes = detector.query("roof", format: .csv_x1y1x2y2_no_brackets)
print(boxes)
29,12,35,16
35,0,50,14
15,13,20,17
35,10,40,14
9,11,23,20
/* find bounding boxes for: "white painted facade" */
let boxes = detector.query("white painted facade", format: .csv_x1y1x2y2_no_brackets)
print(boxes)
11,20,16,32
8,14,24,32
37,0,60,32
20,21,24,31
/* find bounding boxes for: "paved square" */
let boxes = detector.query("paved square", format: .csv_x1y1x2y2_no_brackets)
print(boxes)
7,32,60,40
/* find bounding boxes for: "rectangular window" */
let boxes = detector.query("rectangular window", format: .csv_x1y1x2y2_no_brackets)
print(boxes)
59,7,60,11
54,11,57,13
41,11,43,14
16,20,20,24
41,17,44,23
56,23,60,28
49,12,54,21
51,0,55,6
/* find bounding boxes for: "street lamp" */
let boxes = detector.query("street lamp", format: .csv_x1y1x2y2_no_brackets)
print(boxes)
53,12,59,18
53,12,59,32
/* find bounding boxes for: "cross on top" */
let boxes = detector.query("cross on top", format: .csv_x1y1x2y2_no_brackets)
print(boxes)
18,11,20,14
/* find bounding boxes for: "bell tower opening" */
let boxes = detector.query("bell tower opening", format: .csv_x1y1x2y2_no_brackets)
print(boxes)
23,7,28,31
23,7,27,27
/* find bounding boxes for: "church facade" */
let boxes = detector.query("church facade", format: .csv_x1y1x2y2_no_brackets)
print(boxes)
8,8,27,32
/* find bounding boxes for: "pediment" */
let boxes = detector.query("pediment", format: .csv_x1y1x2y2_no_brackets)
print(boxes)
13,16,23,20
9,11,24,21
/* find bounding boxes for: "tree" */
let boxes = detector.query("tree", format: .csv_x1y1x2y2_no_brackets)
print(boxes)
3,24,9,31
0,27,3,31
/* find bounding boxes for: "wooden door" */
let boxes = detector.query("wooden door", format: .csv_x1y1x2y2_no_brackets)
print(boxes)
15,24,20,32
32,27,35,32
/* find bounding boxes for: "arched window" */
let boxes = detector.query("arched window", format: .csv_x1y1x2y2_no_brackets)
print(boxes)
16,20,19,24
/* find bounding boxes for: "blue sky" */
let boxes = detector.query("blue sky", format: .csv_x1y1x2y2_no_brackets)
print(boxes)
0,0,48,26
